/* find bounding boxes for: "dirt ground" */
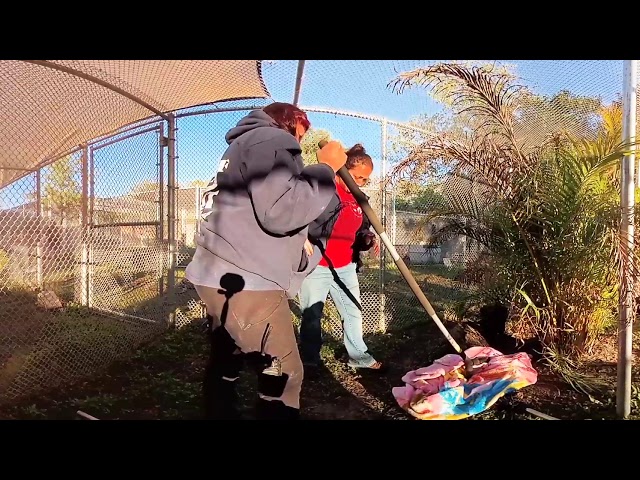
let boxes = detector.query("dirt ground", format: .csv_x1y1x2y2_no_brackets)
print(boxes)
1,316,637,421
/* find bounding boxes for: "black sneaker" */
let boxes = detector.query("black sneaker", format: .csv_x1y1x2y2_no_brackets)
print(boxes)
303,363,322,380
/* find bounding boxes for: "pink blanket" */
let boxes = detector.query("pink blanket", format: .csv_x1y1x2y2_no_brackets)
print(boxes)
392,346,538,420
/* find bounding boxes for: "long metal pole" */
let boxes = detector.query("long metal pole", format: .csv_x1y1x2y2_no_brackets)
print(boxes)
617,59,637,419
35,169,43,290
158,122,165,298
88,147,95,308
317,140,463,354
379,120,388,333
81,145,90,306
292,60,306,106
166,114,177,326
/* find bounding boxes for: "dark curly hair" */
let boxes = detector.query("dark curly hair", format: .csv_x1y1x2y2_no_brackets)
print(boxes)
345,143,374,170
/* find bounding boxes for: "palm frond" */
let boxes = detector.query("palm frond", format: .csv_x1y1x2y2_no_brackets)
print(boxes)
392,133,528,207
388,61,640,358
533,139,635,242
389,63,528,150
428,185,516,252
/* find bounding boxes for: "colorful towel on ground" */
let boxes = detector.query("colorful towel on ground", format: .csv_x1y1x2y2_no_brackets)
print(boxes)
391,346,538,420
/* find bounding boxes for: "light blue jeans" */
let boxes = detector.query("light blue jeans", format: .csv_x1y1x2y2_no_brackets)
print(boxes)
298,263,376,368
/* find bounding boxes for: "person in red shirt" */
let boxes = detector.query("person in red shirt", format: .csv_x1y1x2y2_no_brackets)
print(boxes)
298,144,383,377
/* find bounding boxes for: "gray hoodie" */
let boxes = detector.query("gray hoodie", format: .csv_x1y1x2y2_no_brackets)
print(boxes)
185,109,336,298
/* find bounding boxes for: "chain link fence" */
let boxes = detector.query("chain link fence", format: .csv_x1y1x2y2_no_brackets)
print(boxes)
0,121,168,403
0,59,633,408
167,107,485,338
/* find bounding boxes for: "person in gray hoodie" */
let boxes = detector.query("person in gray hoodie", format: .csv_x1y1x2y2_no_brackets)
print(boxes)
185,102,346,420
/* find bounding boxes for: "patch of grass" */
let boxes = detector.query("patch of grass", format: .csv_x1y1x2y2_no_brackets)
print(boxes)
0,304,165,404
2,266,638,422
0,262,171,403
0,323,209,420
4,317,639,421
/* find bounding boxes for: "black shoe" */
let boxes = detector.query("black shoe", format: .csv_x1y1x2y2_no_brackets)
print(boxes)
256,398,300,420
303,363,322,380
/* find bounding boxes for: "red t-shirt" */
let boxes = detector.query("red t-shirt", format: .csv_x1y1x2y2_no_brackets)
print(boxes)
319,182,363,269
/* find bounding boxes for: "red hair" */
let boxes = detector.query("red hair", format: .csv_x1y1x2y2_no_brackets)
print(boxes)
262,102,311,137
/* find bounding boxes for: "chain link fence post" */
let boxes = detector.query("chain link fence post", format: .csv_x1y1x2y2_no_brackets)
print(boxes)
80,144,90,306
158,121,165,300
88,146,95,309
378,119,388,333
166,114,177,327
35,169,43,290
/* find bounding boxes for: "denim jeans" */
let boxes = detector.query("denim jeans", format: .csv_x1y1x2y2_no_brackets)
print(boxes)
298,263,376,368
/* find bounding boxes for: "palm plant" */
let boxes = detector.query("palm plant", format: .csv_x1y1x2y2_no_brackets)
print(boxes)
388,62,637,357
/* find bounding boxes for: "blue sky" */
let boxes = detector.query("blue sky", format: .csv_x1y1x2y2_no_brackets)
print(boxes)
176,60,625,186
0,60,626,209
